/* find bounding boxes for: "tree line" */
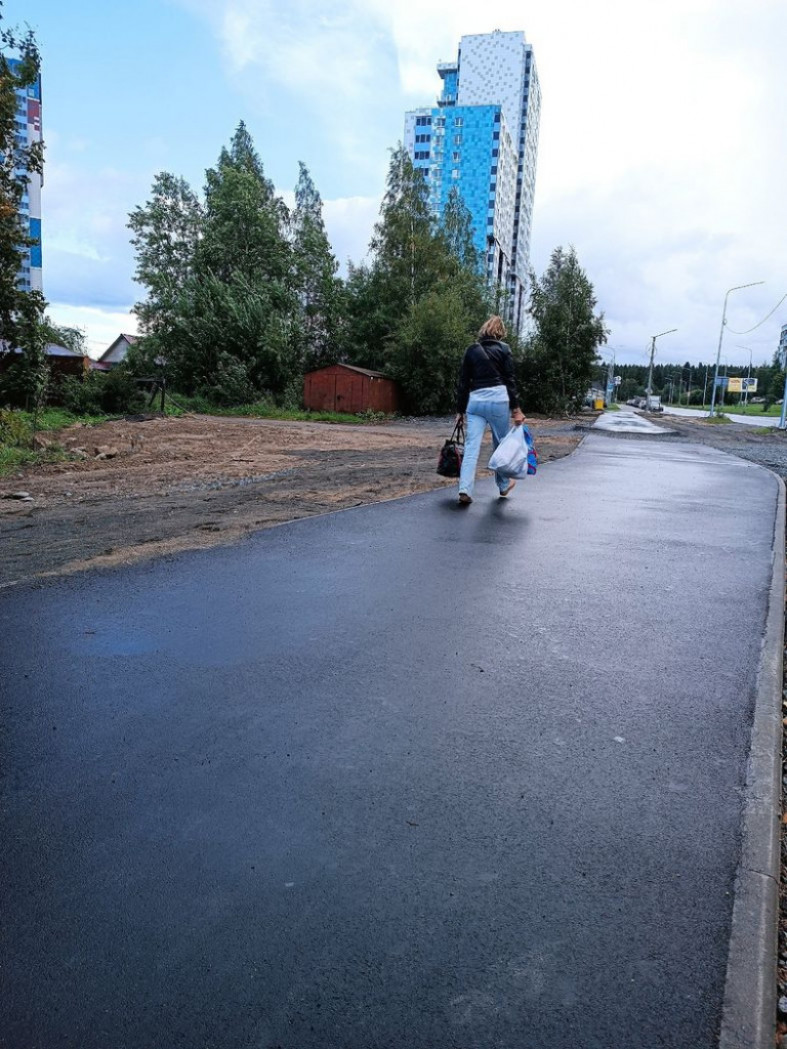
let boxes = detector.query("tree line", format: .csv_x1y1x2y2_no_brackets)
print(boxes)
609,360,786,407
0,26,609,420
124,123,608,416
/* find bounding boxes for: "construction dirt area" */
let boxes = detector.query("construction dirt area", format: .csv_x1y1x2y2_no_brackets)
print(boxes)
0,413,590,587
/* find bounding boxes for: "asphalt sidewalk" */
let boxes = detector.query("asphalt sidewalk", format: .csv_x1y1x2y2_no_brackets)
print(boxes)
0,433,783,1049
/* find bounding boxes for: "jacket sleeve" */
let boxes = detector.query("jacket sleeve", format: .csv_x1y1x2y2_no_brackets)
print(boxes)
456,347,473,413
501,347,520,411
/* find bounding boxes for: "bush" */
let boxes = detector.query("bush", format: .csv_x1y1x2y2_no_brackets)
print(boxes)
199,353,256,407
0,408,32,447
59,368,147,416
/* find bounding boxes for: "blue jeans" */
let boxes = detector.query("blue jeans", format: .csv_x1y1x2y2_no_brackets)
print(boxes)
458,393,512,497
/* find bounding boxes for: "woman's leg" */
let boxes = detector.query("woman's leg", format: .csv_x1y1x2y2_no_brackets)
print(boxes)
488,401,514,493
458,408,486,499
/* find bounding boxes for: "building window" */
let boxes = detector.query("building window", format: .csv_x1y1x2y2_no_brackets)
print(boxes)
491,148,499,157
414,151,430,161
451,169,460,179
493,132,499,140
452,151,461,162
454,117,463,127
494,112,501,123
491,165,498,174
453,134,462,146
435,117,445,127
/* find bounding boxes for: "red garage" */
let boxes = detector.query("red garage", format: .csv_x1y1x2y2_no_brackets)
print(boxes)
303,364,399,415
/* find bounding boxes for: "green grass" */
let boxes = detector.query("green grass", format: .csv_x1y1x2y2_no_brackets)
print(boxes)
0,407,113,479
0,442,70,478
702,414,733,424
719,403,783,417
604,403,621,411
166,394,390,425
23,408,119,431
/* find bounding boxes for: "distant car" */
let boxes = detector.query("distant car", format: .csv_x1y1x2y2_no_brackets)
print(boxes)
645,396,663,412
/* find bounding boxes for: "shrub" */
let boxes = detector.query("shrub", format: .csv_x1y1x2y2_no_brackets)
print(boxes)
60,369,146,416
0,408,32,447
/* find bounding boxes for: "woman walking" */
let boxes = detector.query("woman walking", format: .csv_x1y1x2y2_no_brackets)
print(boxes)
455,315,525,505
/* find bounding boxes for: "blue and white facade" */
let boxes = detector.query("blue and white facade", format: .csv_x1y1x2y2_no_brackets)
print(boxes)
9,58,42,293
404,30,541,331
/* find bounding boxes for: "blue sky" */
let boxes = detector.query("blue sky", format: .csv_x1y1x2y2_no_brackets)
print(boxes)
20,0,787,368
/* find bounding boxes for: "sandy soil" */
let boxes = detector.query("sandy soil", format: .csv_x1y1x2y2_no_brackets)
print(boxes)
0,413,589,586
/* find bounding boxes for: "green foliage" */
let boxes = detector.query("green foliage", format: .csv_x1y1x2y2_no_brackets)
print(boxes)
522,247,608,415
387,286,474,414
342,146,488,410
59,368,146,416
127,171,203,337
0,405,31,445
291,162,343,371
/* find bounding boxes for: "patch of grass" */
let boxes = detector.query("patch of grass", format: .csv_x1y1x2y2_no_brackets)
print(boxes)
30,408,117,431
0,442,69,478
0,407,106,478
604,403,621,412
703,414,733,424
166,395,391,425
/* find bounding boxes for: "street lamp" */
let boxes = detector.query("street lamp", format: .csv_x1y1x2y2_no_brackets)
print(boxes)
708,282,764,417
646,329,678,406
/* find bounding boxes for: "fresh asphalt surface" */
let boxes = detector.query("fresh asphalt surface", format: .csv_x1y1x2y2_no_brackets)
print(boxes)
0,434,781,1049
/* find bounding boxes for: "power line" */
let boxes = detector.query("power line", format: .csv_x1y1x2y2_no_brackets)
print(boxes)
726,292,787,335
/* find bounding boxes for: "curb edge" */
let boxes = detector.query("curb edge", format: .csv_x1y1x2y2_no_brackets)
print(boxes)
719,472,785,1048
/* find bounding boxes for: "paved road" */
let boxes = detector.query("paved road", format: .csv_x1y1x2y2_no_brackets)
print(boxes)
0,434,780,1049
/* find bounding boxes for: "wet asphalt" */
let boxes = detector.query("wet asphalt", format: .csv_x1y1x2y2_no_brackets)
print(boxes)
0,434,781,1049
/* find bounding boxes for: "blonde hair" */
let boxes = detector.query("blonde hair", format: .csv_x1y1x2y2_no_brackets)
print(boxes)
478,315,506,340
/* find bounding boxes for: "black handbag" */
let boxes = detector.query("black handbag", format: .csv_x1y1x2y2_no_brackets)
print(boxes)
437,420,465,477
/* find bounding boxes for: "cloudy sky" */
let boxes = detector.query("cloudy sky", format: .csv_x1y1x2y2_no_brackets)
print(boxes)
23,0,787,367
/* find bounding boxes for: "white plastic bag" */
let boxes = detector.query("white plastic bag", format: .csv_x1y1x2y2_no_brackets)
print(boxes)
488,426,529,478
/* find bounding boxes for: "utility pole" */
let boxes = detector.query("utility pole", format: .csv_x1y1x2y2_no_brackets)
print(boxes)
709,281,764,417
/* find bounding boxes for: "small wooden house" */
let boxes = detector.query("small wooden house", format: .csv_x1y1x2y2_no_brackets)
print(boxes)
303,364,399,415
98,333,137,369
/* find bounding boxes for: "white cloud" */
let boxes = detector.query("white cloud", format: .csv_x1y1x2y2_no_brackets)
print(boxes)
43,0,787,364
47,304,138,360
323,195,378,270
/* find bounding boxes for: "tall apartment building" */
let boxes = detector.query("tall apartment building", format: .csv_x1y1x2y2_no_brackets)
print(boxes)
404,30,541,331
10,58,43,293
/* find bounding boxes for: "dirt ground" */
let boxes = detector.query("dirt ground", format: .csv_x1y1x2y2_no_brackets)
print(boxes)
0,413,589,586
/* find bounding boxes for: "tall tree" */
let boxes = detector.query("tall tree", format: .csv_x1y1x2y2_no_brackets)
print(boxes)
523,247,608,414
440,187,479,271
127,171,203,337
369,145,445,317
200,124,290,285
0,5,47,409
290,162,342,370
172,124,297,398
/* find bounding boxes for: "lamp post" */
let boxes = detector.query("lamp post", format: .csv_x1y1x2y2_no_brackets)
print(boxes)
708,282,764,417
646,329,677,407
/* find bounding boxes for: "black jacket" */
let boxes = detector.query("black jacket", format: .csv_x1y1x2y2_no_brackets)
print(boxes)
456,338,520,413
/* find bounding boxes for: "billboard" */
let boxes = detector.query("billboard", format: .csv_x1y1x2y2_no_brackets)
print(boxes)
727,378,758,393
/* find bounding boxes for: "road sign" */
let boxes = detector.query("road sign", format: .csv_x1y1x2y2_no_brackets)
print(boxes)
727,377,743,393
742,377,758,392
714,376,729,388
614,376,622,386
